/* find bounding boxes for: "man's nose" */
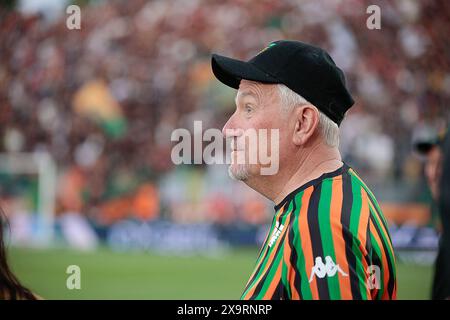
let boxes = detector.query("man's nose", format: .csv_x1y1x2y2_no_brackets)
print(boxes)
222,113,238,138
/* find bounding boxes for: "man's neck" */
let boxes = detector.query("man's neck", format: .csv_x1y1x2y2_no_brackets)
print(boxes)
245,141,343,205
273,156,343,205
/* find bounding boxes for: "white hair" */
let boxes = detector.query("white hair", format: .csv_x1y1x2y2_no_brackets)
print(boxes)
277,84,340,148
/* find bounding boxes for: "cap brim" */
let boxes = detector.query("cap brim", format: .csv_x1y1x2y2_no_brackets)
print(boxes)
414,141,437,155
211,54,279,89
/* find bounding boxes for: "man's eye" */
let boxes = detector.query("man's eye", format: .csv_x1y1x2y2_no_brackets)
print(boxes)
245,104,253,113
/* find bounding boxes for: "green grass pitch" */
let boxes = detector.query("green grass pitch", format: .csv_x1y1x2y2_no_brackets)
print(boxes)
8,246,433,300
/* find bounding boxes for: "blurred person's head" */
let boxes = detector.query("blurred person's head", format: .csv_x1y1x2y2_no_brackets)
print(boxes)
212,40,353,202
0,208,36,300
413,126,447,200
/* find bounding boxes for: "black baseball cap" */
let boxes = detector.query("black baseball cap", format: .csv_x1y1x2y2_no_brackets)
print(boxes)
211,40,354,126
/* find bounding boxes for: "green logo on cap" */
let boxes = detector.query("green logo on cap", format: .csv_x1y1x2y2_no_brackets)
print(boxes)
257,42,277,55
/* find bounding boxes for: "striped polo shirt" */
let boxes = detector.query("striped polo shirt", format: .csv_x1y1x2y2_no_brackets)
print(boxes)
241,163,397,300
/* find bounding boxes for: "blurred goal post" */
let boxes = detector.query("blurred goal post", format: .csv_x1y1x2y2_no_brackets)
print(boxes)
0,152,56,244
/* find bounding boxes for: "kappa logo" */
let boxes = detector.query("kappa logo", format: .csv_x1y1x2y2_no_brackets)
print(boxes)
309,256,348,283
268,221,284,247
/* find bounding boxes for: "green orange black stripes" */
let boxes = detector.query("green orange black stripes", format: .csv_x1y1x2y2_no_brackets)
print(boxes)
241,204,292,299
242,205,287,290
241,164,397,300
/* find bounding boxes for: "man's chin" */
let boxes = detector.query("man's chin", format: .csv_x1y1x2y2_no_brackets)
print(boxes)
228,164,251,181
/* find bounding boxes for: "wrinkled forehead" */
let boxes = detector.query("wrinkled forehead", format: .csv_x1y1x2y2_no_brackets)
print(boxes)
235,80,278,105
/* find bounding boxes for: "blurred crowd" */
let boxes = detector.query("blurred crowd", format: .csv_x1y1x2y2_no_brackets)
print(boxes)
0,0,449,227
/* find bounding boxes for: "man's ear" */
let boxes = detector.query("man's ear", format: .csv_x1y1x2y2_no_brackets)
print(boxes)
292,105,320,146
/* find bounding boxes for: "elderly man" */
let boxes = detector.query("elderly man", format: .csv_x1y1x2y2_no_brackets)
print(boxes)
211,40,396,300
